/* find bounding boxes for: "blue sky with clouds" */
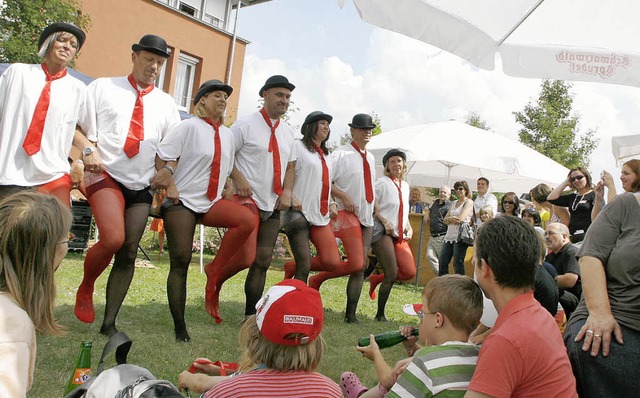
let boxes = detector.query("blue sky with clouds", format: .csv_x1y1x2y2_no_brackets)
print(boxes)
233,0,640,191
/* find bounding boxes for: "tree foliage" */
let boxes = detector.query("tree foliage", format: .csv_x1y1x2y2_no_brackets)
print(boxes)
0,0,91,64
464,111,492,131
514,80,598,169
338,111,383,146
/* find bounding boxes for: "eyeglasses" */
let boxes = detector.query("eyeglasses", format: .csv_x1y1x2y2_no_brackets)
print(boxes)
416,310,436,321
503,201,515,205
455,187,465,192
570,175,585,182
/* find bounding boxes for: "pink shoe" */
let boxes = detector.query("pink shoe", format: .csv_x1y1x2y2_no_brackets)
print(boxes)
340,372,368,398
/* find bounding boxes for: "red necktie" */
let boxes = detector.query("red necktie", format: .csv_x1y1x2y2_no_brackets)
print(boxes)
351,141,373,203
313,144,330,215
392,178,404,242
204,118,222,201
124,74,154,158
259,107,283,196
22,64,67,156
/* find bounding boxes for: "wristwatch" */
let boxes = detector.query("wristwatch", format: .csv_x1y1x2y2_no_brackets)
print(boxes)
83,146,97,156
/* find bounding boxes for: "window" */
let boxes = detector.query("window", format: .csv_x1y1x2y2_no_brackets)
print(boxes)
179,2,197,16
173,53,199,110
155,48,172,91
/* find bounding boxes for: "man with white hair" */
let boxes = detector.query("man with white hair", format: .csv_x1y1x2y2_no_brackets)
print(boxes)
0,22,87,205
545,222,582,319
425,185,452,275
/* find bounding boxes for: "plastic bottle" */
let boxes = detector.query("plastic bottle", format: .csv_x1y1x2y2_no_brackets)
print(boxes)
82,170,107,188
64,340,92,395
357,328,420,349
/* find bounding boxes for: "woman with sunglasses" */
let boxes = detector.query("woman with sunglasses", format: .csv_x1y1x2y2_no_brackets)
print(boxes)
438,181,474,276
548,167,595,244
499,192,520,217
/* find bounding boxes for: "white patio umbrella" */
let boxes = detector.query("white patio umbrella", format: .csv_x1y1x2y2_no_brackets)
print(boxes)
611,134,640,166
340,0,640,87
367,121,568,193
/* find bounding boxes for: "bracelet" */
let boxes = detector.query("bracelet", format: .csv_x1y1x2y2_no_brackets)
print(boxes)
329,201,338,207
164,165,175,175
74,159,84,165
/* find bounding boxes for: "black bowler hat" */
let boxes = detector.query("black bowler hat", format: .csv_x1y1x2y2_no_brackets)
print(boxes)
383,148,406,167
38,22,86,50
348,113,376,129
193,79,233,105
303,111,333,126
258,75,295,96
132,34,169,58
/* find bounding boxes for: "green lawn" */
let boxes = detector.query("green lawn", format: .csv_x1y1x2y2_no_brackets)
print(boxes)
33,249,423,397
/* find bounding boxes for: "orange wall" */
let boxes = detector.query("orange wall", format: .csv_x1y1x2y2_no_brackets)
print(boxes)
76,0,247,119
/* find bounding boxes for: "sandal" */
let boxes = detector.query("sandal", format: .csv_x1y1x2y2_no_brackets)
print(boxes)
340,371,368,398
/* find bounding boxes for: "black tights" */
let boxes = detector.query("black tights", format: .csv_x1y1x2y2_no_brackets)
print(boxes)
100,203,150,336
371,235,398,320
282,213,311,282
244,215,281,316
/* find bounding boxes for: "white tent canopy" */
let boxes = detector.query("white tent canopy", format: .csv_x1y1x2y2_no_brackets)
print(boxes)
611,134,640,166
342,0,640,87
367,121,568,193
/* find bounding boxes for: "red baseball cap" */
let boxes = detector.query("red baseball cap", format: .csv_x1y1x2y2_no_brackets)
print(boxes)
403,303,423,316
255,279,324,346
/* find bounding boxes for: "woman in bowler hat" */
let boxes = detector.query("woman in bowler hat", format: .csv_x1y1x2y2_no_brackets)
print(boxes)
156,79,256,340
0,22,87,205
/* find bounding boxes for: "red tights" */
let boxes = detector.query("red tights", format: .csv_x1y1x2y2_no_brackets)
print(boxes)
283,224,342,280
37,174,71,208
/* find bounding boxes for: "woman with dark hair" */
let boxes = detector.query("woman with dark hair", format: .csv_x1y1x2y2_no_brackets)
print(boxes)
438,180,474,276
155,79,256,339
368,149,416,321
564,159,640,397
0,192,72,396
548,166,595,243
522,208,545,235
282,111,341,283
500,191,520,216
0,22,88,206
529,183,570,229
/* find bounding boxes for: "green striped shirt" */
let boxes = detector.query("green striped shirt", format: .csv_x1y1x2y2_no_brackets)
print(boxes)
387,341,479,398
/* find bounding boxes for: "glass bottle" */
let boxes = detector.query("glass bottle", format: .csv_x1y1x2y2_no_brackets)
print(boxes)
64,340,92,394
357,328,419,349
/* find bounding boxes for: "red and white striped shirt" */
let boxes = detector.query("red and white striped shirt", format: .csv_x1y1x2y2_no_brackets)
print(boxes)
204,369,342,398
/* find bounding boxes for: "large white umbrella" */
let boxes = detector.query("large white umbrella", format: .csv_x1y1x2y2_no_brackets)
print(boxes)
367,121,568,193
611,134,640,166
340,0,640,87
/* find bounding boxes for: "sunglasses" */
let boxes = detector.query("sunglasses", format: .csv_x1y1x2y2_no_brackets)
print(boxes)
570,175,585,182
455,187,465,191
503,201,515,205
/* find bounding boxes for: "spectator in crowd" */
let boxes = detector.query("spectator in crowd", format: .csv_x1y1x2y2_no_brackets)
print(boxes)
522,208,545,235
466,216,576,397
425,186,452,275
499,192,520,217
545,222,582,320
409,188,424,213
438,181,474,276
473,178,497,226
529,183,570,229
564,163,640,397
0,192,71,397
478,205,494,224
548,167,595,244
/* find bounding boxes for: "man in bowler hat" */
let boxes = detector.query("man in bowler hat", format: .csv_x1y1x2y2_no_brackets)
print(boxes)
205,75,298,320
74,34,181,336
306,113,377,322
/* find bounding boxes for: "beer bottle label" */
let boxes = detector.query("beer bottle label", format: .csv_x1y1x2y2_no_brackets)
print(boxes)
70,368,91,385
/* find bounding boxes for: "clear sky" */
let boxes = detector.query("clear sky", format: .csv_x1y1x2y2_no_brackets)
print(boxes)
234,0,640,191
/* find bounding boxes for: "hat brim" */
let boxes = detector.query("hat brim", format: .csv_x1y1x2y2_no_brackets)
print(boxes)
403,303,423,316
193,84,233,106
131,44,169,58
259,82,296,96
39,23,86,51
305,114,333,125
348,123,377,129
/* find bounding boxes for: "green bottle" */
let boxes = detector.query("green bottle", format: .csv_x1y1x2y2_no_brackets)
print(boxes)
357,329,420,349
64,340,92,395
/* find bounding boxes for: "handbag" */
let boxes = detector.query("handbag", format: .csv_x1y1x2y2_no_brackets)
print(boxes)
458,222,475,245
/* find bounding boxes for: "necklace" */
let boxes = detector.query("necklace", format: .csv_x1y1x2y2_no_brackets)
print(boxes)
571,194,585,212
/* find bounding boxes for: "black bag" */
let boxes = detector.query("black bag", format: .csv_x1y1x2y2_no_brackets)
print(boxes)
458,222,475,245
63,332,182,398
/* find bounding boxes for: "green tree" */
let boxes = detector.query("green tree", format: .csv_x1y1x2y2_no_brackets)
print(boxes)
514,80,598,169
338,111,383,146
0,0,91,64
464,111,492,131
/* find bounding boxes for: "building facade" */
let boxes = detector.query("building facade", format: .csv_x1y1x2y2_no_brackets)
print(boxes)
76,0,267,118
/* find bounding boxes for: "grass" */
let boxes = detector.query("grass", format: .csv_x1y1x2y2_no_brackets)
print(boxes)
33,248,423,397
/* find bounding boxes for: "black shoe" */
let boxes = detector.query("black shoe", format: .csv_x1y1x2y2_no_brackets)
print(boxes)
374,314,388,322
344,315,359,324
99,324,118,337
175,330,191,342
